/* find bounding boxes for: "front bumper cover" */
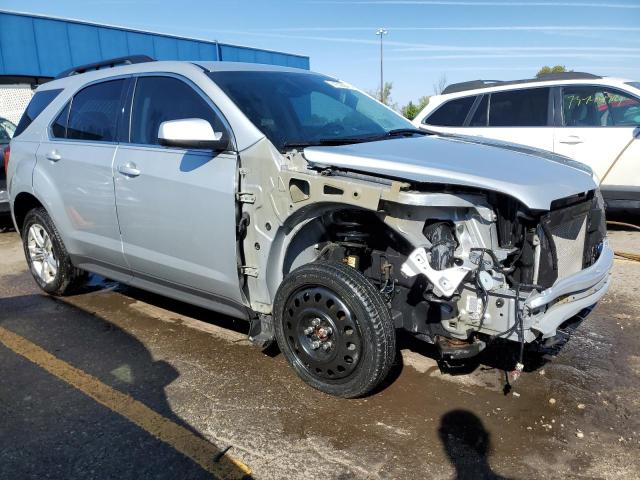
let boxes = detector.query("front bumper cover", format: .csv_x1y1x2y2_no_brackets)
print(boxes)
527,239,613,338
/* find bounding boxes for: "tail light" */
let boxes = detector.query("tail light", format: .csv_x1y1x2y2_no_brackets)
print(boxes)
3,146,9,174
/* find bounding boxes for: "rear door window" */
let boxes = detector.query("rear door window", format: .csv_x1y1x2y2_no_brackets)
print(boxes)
66,80,126,142
51,102,71,138
488,88,550,127
130,76,224,146
14,89,63,137
425,96,476,127
469,95,488,127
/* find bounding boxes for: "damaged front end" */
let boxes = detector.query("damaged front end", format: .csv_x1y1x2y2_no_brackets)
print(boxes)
383,187,612,363
303,181,612,366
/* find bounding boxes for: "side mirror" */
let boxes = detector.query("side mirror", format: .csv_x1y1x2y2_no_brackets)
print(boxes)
158,118,230,151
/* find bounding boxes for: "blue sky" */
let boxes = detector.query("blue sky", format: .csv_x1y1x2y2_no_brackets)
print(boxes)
3,0,640,105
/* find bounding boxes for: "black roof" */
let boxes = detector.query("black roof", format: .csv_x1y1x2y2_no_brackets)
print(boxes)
441,72,602,95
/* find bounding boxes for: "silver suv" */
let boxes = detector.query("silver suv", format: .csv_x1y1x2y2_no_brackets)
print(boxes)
7,57,613,397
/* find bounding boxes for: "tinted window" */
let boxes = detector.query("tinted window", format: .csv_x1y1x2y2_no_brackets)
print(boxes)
0,118,16,143
51,102,70,138
563,86,640,127
469,95,488,127
488,88,549,127
425,96,476,127
67,80,125,142
14,89,63,137
131,77,224,145
208,71,413,150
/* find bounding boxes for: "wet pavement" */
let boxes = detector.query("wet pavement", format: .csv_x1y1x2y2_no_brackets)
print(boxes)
1,227,639,479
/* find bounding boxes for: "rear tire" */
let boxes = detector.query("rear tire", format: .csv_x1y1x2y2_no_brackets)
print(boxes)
274,261,396,398
22,207,86,296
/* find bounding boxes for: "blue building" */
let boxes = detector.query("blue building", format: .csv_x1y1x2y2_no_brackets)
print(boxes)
0,10,310,85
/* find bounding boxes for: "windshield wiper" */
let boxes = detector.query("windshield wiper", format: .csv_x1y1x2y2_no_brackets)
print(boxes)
281,128,428,151
282,137,374,150
385,128,429,137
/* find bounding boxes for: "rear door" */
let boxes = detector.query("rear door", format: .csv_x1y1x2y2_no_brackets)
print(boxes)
553,85,639,181
34,78,128,269
464,87,555,151
113,74,242,301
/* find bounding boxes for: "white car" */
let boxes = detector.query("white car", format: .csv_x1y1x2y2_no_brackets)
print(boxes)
413,73,640,213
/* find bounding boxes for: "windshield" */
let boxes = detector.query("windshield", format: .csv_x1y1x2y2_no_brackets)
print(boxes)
208,71,415,150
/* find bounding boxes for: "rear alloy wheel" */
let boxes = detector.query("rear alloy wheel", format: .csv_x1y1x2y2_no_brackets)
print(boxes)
22,207,86,295
274,261,395,398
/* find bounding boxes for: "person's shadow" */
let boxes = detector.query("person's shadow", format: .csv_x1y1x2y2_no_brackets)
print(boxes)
438,410,510,480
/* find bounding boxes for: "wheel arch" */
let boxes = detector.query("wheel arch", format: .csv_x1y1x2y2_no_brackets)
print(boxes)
265,202,411,303
12,191,46,234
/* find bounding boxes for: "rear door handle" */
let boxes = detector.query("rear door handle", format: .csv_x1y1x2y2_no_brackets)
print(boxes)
117,163,141,177
558,135,584,145
46,150,61,162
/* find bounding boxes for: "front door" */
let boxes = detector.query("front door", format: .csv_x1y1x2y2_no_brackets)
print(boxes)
113,75,242,302
554,85,639,181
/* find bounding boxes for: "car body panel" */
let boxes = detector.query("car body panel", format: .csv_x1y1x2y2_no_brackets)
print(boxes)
554,125,637,180
304,134,596,210
33,139,127,267
113,143,244,303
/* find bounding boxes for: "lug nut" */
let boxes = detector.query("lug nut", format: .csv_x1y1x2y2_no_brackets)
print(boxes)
311,318,321,326
303,326,314,335
311,341,321,350
322,341,332,351
325,326,332,335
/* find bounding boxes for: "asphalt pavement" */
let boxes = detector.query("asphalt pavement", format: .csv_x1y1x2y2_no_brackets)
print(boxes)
1,227,639,479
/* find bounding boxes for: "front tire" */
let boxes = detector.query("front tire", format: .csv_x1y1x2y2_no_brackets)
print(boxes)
22,207,86,296
274,261,396,398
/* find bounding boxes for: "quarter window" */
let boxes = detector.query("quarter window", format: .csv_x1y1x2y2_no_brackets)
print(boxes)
562,86,640,127
67,80,126,142
425,96,476,127
130,76,224,146
488,88,549,127
14,89,63,137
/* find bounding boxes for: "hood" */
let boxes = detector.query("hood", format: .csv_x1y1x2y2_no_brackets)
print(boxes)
303,134,596,210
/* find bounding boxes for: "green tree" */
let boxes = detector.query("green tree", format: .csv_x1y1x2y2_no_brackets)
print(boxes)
536,65,569,78
401,95,430,120
368,82,396,108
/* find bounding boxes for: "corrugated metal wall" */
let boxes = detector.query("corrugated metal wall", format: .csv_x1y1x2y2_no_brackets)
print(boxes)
0,11,310,79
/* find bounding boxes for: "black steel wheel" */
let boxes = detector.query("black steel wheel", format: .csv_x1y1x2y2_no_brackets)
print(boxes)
274,261,395,398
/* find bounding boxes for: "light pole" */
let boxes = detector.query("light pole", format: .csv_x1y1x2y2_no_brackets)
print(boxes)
376,28,388,103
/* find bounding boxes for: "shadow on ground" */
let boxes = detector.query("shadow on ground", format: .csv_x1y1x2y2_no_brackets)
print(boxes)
0,291,250,480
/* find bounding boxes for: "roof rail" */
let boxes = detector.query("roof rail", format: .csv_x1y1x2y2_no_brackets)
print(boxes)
535,71,601,81
441,71,602,95
54,55,155,79
442,80,503,95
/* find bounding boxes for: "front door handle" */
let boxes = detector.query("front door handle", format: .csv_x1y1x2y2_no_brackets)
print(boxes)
558,135,584,145
46,150,61,162
117,163,141,177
